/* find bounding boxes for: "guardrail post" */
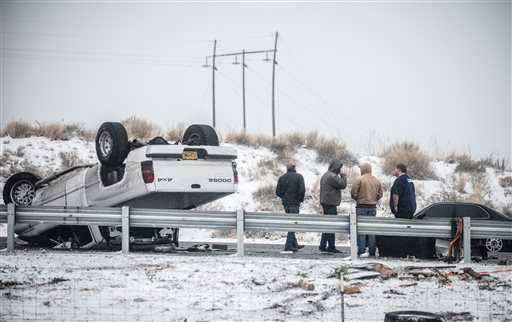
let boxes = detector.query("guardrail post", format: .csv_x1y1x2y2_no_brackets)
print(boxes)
236,209,245,257
7,203,15,252
122,206,130,254
462,217,471,263
350,212,358,260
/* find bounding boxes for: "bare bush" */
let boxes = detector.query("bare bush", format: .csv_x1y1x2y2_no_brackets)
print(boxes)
498,176,512,188
36,121,66,140
470,173,491,203
305,131,321,149
2,121,36,138
252,182,281,212
63,123,95,141
224,130,272,148
122,117,162,141
380,141,436,180
1,159,52,180
315,137,357,166
59,151,82,169
455,174,467,193
455,154,486,173
282,132,306,147
256,159,281,177
165,123,186,142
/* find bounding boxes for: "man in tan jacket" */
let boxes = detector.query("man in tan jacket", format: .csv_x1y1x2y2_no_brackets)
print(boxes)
350,163,383,257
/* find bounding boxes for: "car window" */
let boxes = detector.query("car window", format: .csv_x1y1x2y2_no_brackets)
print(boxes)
455,204,490,219
421,204,455,218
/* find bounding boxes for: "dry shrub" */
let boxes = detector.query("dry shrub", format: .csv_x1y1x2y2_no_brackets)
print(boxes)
122,117,162,141
455,154,486,173
256,158,281,177
445,149,457,164
165,123,186,142
1,159,52,180
498,176,512,188
2,121,36,138
455,174,467,193
252,182,281,212
224,130,272,148
59,151,83,169
63,123,95,141
380,141,436,180
37,121,66,140
270,137,291,161
315,137,357,166
282,132,306,147
470,173,491,203
305,131,321,149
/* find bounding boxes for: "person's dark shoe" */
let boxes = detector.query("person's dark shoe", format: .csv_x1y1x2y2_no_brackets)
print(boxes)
296,245,305,249
284,247,298,252
327,248,342,253
319,247,327,252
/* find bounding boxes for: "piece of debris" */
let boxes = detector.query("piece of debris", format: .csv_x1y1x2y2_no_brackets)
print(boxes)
211,244,228,250
345,271,381,280
154,244,176,253
298,278,315,291
432,268,452,286
186,244,210,252
383,289,405,295
251,278,264,286
343,285,361,295
462,267,483,280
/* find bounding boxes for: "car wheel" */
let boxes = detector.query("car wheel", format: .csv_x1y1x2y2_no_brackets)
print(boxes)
182,124,219,146
485,238,504,252
95,122,130,167
3,172,42,205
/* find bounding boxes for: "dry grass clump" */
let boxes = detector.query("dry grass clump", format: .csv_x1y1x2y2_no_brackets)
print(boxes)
63,123,95,141
455,174,467,193
122,117,162,141
498,176,512,188
59,151,85,169
252,182,281,212
380,141,436,180
2,121,95,141
37,121,66,140
165,123,186,142
224,130,272,147
256,158,281,177
2,121,36,138
315,137,357,166
454,154,486,173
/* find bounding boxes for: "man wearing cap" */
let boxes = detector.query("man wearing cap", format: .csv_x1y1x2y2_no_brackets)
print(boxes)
319,159,347,253
276,162,306,252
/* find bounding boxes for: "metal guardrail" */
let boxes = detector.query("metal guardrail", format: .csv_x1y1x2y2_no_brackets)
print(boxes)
1,204,511,262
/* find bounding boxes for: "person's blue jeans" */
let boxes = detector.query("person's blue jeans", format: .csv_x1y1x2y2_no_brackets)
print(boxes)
320,205,337,251
356,207,377,256
284,204,300,249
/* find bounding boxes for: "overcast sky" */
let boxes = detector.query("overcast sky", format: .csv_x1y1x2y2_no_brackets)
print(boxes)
1,0,510,160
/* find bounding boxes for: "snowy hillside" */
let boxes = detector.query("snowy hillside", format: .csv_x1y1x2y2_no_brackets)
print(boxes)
2,135,511,217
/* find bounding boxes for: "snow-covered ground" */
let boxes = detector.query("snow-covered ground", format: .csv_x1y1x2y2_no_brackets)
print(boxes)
1,135,512,321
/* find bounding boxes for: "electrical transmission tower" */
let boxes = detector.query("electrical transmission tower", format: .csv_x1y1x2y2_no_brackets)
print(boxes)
205,32,278,137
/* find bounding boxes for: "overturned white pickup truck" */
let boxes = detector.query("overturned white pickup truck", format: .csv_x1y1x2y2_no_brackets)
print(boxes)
2,122,238,249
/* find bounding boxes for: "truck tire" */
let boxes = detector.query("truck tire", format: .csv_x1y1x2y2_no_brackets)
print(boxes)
95,122,130,167
182,124,219,146
3,172,42,205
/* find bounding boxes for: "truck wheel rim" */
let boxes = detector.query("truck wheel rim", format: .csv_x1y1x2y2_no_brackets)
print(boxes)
11,181,36,205
98,132,113,157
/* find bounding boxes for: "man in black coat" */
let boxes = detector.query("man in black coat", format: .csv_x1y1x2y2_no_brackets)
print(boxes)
276,163,306,251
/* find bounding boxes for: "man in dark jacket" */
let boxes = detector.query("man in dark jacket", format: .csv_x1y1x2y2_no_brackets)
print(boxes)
390,163,416,219
319,159,347,253
276,163,306,251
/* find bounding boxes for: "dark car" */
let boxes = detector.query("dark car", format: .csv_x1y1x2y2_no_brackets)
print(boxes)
413,202,512,254
377,202,511,259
